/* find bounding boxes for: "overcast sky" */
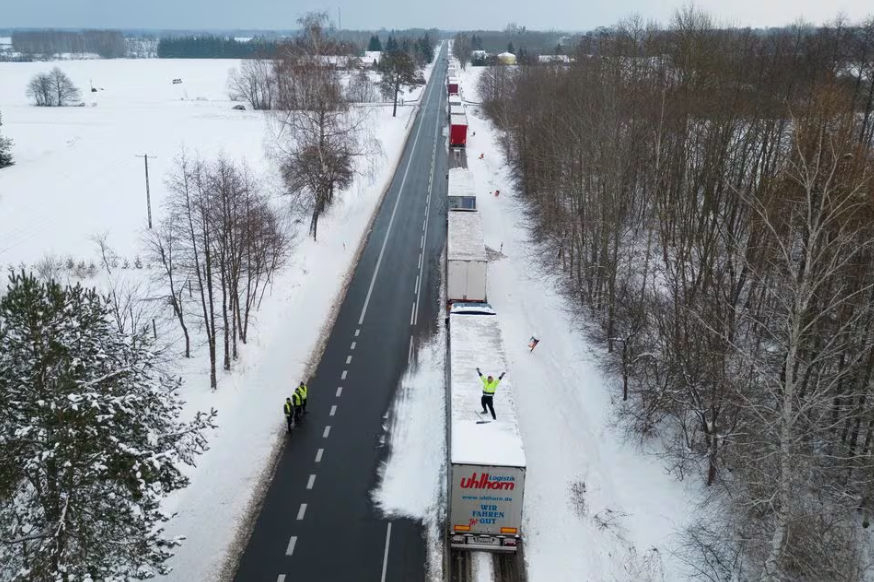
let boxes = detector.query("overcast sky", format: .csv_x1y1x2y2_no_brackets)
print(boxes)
3,0,872,31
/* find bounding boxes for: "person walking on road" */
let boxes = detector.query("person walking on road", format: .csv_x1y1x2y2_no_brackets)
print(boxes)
477,368,505,420
284,397,295,433
297,381,308,415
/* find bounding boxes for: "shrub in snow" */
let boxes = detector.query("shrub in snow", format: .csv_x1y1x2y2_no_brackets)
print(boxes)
0,271,217,580
64,256,75,271
34,254,65,282
134,255,143,269
0,110,13,168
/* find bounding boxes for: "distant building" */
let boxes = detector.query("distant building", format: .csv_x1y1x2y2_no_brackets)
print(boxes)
361,50,381,67
497,52,516,65
538,55,570,64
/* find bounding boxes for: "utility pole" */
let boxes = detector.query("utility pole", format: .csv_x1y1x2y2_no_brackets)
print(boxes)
135,154,156,229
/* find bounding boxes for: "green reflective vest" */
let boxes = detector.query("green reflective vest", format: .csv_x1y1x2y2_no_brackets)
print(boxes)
298,384,308,399
292,392,302,406
284,401,293,416
482,376,500,395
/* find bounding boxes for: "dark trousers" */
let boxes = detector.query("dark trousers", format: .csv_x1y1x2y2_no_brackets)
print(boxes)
481,395,496,419
285,414,294,432
302,398,307,414
294,406,302,422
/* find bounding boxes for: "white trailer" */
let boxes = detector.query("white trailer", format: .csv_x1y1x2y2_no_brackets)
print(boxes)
447,303,526,552
449,94,463,108
450,104,466,117
448,167,477,211
447,211,487,304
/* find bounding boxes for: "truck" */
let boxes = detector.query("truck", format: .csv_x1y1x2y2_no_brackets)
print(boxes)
447,167,477,211
447,210,487,305
447,303,526,552
449,94,463,108
449,114,468,148
450,104,466,119
448,77,460,95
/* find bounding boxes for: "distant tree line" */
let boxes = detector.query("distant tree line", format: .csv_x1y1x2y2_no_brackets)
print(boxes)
11,30,126,58
479,9,874,581
157,35,280,58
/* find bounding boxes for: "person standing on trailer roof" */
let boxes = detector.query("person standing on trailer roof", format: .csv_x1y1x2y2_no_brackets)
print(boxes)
477,367,505,420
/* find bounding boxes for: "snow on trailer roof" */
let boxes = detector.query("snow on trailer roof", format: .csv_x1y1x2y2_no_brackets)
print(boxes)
448,168,476,200
448,211,487,262
449,306,526,468
450,113,468,127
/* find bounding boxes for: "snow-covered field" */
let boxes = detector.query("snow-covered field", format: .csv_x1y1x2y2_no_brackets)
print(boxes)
0,54,436,580
373,61,699,581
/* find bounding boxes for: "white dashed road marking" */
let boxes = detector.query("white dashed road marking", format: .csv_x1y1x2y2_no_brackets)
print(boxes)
346,355,352,364
341,370,347,380
336,387,343,397
330,405,337,417
307,474,316,490
323,426,331,438
285,537,297,556
315,448,324,463
297,504,307,520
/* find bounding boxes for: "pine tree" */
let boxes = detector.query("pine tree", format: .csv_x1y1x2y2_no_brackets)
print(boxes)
0,110,12,168
0,271,217,580
378,42,417,117
367,34,382,52
507,41,515,54
384,34,398,53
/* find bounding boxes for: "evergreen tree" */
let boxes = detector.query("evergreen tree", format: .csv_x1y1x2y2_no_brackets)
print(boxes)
384,34,398,53
0,272,216,580
0,111,12,168
367,35,382,52
378,42,417,117
507,41,515,54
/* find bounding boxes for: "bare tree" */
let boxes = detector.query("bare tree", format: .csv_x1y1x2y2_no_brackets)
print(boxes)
452,33,473,69
159,150,290,384
143,220,191,358
26,68,80,106
26,73,54,106
346,68,377,103
227,59,276,110
48,67,80,106
271,11,370,241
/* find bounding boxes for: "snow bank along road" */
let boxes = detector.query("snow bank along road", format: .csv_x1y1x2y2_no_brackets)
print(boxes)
232,47,451,581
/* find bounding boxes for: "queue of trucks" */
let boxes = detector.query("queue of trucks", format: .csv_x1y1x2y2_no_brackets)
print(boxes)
444,62,527,554
447,67,468,148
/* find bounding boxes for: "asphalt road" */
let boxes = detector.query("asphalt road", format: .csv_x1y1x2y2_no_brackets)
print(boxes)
233,45,450,582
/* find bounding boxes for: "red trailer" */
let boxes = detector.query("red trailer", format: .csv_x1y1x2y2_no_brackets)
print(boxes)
449,114,468,148
448,77,460,95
